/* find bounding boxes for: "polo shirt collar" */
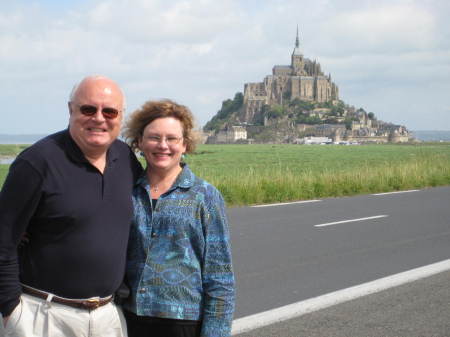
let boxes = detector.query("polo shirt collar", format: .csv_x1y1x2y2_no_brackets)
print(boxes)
62,128,120,165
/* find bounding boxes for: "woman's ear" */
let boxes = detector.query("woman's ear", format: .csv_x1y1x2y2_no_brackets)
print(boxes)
137,138,145,158
137,136,143,151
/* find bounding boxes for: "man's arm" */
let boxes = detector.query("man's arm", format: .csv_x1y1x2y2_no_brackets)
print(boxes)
0,158,43,317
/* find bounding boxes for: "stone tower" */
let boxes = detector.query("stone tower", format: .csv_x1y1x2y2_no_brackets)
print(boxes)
291,26,306,76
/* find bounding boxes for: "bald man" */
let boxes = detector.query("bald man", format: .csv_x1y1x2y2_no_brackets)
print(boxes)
0,76,142,337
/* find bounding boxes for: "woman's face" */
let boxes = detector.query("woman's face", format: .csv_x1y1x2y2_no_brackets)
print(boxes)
138,117,187,173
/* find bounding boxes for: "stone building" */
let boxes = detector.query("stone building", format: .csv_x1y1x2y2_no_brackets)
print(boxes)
242,28,339,123
207,125,247,144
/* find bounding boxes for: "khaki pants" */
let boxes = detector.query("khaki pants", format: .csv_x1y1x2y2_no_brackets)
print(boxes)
0,294,127,337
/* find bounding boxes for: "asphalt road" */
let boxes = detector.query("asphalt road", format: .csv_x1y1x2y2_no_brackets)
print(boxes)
228,186,450,325
234,269,450,337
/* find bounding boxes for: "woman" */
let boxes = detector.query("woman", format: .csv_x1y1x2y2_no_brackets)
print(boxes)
122,100,235,337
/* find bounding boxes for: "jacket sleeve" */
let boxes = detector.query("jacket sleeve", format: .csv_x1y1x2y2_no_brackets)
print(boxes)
0,158,43,316
200,186,235,337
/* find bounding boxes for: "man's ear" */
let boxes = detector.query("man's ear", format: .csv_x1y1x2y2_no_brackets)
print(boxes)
68,102,73,115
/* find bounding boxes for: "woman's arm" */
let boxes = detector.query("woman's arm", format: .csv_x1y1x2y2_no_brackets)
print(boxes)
200,187,235,337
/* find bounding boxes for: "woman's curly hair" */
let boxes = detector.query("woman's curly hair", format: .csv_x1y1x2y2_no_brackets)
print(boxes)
123,99,196,153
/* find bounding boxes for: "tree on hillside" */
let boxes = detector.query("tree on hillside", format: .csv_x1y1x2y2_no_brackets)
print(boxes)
344,116,359,130
330,104,345,116
267,104,285,119
296,113,322,125
316,101,332,109
289,98,315,112
356,107,366,114
203,92,244,132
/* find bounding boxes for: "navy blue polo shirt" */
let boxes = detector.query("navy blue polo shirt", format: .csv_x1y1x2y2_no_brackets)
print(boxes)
0,129,142,316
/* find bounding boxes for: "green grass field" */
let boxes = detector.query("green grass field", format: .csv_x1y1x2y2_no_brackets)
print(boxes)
1,143,450,206
0,144,28,157
183,143,450,206
0,165,8,188
0,144,29,186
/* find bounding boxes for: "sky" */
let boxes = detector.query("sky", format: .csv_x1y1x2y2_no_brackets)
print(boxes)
1,0,449,134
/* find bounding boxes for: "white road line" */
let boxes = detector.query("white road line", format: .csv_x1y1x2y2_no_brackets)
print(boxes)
252,200,321,208
231,259,450,335
314,215,388,228
372,189,420,196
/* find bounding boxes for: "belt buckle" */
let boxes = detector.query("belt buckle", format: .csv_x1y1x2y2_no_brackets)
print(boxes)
84,297,100,309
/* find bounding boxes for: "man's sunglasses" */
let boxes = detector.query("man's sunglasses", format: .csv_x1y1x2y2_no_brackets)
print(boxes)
77,104,120,119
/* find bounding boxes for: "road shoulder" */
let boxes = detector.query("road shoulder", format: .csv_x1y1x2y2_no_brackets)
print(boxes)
235,270,450,337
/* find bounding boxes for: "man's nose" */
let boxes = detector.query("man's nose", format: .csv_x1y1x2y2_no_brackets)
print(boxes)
92,109,106,122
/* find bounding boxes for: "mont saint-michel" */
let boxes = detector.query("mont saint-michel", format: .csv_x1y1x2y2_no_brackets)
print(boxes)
204,29,411,144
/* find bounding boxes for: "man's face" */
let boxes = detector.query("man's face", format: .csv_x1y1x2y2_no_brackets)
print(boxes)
69,78,123,155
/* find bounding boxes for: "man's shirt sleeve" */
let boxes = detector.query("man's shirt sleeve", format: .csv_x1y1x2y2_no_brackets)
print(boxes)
0,158,43,316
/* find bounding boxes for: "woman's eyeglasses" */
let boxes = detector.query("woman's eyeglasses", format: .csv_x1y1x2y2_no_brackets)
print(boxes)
146,135,183,146
76,104,120,119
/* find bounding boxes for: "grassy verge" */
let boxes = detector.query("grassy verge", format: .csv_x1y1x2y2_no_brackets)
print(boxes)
1,143,449,206
184,143,450,206
0,165,9,187
0,145,29,185
0,144,29,157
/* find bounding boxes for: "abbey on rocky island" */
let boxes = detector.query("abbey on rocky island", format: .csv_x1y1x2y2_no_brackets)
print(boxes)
242,27,339,123
203,27,412,144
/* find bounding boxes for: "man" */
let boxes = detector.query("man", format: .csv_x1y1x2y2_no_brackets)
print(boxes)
0,75,142,337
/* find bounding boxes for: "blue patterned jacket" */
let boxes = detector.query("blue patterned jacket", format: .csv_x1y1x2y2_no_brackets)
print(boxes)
124,164,235,337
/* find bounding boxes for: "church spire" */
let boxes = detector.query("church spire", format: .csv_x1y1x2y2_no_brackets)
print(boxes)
292,25,301,56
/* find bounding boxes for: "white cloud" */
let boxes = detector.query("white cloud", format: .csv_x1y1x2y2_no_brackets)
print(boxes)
0,0,449,133
312,3,438,56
